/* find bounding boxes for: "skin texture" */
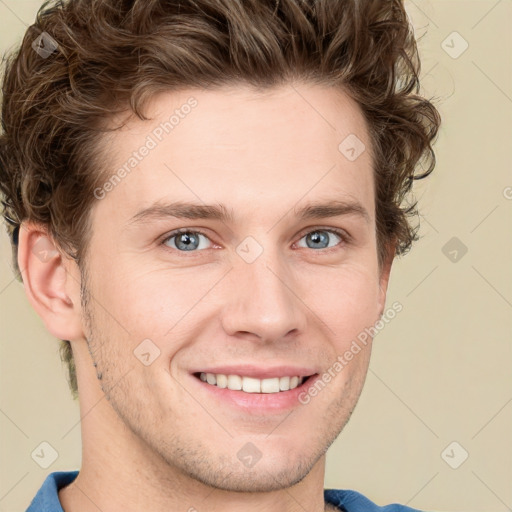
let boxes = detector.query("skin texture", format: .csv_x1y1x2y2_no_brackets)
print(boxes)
18,83,395,512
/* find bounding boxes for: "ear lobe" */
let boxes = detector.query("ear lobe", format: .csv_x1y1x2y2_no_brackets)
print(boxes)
17,222,84,341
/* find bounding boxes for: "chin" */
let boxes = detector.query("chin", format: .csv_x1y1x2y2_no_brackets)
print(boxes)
189,458,315,493
163,438,326,493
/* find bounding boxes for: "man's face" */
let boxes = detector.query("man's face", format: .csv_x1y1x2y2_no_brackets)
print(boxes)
78,83,392,491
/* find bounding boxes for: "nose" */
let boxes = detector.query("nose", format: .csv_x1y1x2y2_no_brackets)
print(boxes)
220,247,307,344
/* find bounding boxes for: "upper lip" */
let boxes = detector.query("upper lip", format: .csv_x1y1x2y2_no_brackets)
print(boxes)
191,365,318,379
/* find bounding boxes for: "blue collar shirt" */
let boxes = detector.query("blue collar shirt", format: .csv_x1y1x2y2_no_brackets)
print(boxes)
26,471,426,512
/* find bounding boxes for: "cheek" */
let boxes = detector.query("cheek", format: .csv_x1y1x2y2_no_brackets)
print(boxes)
90,262,208,340
88,246,381,349
300,262,381,340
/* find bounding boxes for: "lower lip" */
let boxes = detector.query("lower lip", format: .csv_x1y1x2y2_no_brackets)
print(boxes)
191,374,319,413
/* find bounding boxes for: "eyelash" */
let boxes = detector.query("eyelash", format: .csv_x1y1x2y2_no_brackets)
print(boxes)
159,227,351,254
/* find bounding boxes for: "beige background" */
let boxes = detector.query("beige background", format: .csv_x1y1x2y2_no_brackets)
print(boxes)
0,1,511,511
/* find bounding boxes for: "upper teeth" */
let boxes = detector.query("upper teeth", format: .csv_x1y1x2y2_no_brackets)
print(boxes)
199,373,304,393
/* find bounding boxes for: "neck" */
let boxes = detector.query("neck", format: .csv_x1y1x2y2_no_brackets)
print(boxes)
59,360,334,512
59,431,331,512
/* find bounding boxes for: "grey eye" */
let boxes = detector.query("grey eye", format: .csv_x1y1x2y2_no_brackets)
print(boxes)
164,231,211,251
297,230,342,250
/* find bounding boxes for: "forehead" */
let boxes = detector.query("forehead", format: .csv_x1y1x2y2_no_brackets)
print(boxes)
95,83,375,226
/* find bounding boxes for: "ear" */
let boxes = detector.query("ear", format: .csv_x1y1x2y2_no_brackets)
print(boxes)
377,239,396,318
17,222,84,341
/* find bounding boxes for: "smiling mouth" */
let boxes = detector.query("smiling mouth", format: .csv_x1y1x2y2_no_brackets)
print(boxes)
193,372,315,393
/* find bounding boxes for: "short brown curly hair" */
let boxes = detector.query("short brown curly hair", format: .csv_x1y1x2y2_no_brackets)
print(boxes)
0,0,441,399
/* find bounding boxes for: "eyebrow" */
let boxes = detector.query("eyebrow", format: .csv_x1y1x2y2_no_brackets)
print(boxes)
127,199,371,226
